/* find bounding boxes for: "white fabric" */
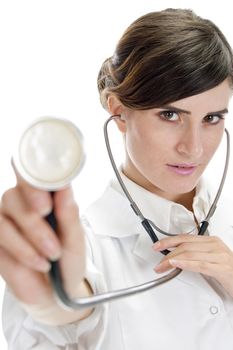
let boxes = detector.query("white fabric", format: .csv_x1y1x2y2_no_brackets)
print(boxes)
2,175,233,349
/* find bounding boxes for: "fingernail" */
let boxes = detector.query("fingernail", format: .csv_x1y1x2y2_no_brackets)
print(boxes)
33,257,51,272
62,190,74,208
153,242,161,250
42,239,61,261
40,206,53,217
29,194,52,216
154,263,163,272
169,259,182,267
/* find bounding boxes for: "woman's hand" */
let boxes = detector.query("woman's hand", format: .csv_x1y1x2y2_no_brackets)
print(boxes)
0,167,92,324
153,234,233,297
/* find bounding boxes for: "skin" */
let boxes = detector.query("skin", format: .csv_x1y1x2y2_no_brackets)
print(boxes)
109,79,233,297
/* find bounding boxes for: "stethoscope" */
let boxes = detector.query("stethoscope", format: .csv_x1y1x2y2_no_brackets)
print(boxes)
13,116,230,309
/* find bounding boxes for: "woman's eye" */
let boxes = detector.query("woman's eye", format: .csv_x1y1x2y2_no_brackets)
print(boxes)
159,111,179,121
203,115,224,125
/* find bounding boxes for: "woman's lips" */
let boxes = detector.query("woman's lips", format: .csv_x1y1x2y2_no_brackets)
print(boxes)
166,163,198,175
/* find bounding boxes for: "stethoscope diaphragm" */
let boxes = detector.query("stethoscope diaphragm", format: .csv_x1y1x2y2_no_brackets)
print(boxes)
13,116,85,190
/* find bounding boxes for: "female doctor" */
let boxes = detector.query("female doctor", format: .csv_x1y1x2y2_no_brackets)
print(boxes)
1,8,233,350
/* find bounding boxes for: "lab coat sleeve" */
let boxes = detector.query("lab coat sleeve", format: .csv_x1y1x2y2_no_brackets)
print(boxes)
1,222,108,350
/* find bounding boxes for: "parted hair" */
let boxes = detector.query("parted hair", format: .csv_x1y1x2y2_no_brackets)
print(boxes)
97,8,233,110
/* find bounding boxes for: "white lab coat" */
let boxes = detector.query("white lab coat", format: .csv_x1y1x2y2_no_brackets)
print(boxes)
2,176,233,350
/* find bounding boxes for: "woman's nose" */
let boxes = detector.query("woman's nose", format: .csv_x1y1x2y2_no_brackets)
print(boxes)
176,127,204,159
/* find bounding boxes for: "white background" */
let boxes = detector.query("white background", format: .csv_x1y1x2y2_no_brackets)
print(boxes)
0,0,232,348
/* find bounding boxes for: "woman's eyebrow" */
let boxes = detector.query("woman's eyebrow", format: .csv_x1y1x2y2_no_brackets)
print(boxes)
159,105,229,115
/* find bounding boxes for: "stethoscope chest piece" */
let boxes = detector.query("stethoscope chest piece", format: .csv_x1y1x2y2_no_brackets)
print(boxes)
13,117,85,190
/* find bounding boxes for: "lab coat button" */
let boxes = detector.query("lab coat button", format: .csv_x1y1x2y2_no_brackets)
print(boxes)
209,306,219,315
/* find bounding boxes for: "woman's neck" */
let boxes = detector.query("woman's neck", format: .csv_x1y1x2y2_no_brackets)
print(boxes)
122,166,196,212
171,190,196,212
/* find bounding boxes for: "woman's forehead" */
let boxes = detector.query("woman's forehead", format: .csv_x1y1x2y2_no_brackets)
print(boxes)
168,80,232,112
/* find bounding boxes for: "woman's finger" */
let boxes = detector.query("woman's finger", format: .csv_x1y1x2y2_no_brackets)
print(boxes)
0,214,50,272
0,247,52,304
52,187,86,296
153,234,224,252
1,187,62,261
155,251,232,273
12,163,53,216
157,239,225,267
168,259,233,281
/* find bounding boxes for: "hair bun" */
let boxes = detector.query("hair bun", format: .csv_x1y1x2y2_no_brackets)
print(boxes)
97,57,115,109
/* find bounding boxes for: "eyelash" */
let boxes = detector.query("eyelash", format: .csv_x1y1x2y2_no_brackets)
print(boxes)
203,115,225,124
159,111,179,122
159,110,225,125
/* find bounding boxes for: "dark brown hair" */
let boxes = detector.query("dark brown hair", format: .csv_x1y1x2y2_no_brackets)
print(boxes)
97,8,233,110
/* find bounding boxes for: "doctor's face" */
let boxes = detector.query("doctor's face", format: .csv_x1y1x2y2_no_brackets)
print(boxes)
117,79,232,202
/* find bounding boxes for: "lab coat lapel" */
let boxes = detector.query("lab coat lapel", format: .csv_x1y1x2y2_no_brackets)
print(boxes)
207,195,233,248
84,185,143,238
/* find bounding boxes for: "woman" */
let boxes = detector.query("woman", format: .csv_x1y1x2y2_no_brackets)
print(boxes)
1,8,233,350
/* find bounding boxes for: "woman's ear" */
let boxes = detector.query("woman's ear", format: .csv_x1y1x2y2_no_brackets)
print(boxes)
107,95,127,133
107,94,123,115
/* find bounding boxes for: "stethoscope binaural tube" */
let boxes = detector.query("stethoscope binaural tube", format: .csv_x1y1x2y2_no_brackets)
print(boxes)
13,116,230,310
